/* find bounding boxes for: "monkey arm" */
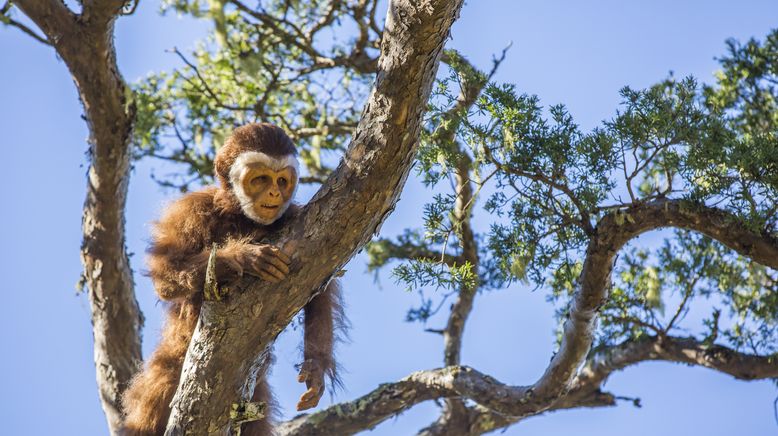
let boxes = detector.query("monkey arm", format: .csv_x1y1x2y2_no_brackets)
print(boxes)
147,236,254,301
297,280,347,410
146,189,257,301
146,188,290,301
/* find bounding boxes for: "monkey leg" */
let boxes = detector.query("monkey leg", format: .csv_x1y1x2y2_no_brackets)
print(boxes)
122,303,198,436
121,356,181,436
240,373,277,436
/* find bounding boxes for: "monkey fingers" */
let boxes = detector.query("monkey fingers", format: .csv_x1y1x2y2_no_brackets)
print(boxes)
223,256,245,277
243,257,279,282
251,262,283,283
259,262,287,281
242,257,279,282
262,252,290,276
270,247,292,265
296,383,324,411
296,360,325,411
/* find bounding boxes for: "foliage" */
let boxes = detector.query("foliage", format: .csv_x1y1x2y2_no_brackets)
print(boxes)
372,29,778,355
595,231,777,353
132,0,382,190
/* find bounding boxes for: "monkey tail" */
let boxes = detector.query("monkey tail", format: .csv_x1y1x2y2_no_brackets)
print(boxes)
121,302,199,436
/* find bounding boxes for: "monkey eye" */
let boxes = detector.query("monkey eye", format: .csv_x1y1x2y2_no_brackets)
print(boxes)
251,175,270,185
278,177,287,187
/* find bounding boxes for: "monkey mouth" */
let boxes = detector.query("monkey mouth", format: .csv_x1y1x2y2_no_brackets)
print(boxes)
260,204,281,210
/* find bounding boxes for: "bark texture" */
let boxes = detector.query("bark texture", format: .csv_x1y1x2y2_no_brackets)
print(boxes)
279,335,777,436
164,1,465,434
11,2,143,434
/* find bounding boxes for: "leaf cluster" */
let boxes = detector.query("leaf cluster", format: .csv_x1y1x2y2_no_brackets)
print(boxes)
132,0,381,190
387,30,778,349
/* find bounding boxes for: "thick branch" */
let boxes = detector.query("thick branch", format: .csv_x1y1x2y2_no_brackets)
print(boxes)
532,198,778,404
575,335,778,387
279,366,528,436
164,1,466,434
286,334,777,436
10,0,75,39
465,335,778,435
13,2,142,434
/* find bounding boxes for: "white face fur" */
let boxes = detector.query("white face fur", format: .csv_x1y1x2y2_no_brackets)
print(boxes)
228,151,300,224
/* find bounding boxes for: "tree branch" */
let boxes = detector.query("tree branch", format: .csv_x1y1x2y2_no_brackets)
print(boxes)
466,335,778,435
576,335,778,387
532,198,778,405
10,0,75,40
81,0,128,26
279,366,529,436
164,1,466,434
13,2,143,434
1,2,51,45
290,334,775,436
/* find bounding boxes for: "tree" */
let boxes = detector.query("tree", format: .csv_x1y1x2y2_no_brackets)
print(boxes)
4,2,142,433
3,1,776,435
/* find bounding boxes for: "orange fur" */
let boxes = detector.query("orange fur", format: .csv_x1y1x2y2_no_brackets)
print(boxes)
122,301,199,435
121,124,344,435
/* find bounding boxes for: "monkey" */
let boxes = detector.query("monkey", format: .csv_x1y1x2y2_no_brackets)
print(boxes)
121,123,346,436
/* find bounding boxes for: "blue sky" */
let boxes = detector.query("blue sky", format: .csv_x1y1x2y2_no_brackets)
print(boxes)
0,1,776,435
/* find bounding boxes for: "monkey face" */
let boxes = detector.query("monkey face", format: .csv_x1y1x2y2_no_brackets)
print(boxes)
229,151,300,225
240,163,298,223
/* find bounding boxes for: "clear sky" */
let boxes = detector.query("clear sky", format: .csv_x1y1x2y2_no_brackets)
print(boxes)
0,1,776,435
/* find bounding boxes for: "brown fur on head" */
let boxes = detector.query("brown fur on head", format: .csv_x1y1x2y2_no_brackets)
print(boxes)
214,123,298,188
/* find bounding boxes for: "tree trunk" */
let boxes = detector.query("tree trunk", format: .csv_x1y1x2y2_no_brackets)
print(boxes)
164,1,465,433
11,2,144,433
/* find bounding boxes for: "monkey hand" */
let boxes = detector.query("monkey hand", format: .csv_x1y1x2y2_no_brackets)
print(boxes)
296,359,325,411
239,244,291,283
